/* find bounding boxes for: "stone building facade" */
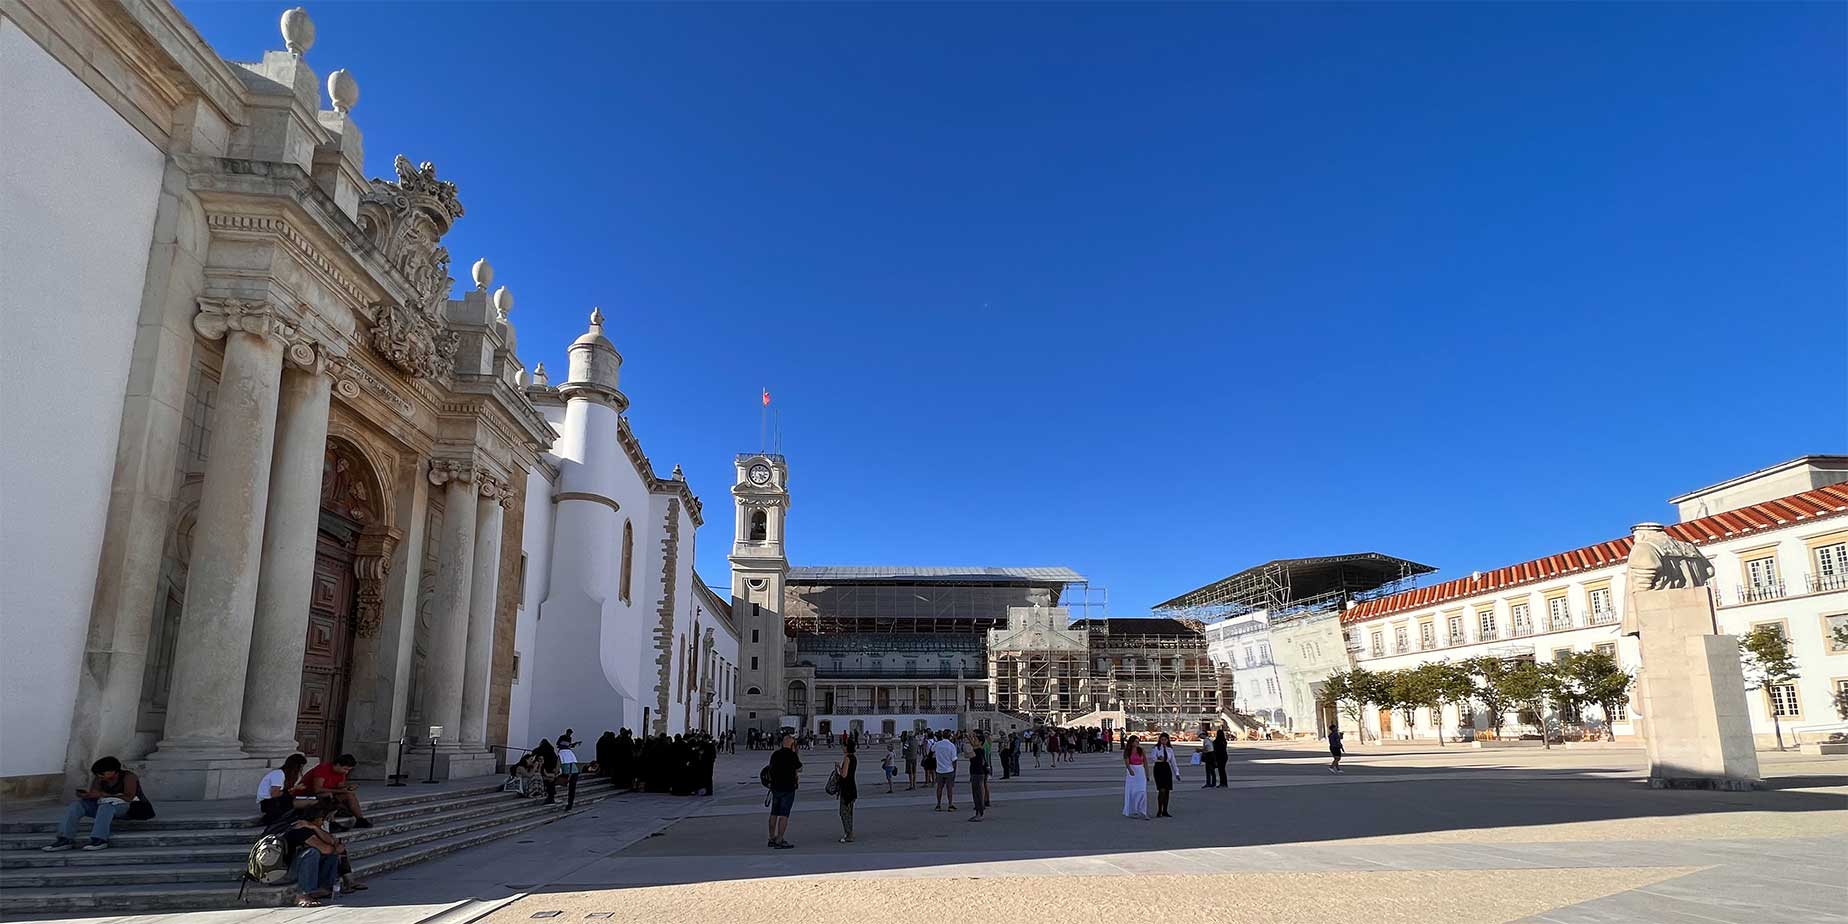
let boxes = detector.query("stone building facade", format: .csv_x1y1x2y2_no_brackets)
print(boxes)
0,1,733,800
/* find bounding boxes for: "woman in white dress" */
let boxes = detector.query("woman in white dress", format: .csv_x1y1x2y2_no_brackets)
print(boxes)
1121,735,1150,820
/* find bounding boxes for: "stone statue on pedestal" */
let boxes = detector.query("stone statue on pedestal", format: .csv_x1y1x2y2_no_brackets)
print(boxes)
1621,523,1761,790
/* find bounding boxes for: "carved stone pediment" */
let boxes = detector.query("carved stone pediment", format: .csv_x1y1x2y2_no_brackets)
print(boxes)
358,155,465,378
370,300,458,380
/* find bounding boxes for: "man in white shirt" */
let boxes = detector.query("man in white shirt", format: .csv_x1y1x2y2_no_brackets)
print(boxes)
931,733,959,812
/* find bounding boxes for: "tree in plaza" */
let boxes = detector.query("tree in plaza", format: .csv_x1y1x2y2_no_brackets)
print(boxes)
1417,661,1478,746
1383,668,1437,741
1466,656,1515,736
1740,624,1800,751
1556,650,1631,741
1493,660,1556,749
1325,667,1387,744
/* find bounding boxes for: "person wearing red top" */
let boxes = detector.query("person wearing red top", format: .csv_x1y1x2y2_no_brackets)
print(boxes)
300,754,372,830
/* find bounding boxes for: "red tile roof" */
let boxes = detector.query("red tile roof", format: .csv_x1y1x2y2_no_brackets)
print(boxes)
1341,483,1848,626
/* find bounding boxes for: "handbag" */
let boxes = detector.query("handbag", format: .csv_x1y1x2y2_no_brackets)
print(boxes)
824,768,841,796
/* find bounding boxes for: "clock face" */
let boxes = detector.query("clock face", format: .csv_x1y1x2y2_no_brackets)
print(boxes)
748,463,772,486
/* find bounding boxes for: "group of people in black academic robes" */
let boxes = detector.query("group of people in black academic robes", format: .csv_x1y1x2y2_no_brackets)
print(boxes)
591,728,719,797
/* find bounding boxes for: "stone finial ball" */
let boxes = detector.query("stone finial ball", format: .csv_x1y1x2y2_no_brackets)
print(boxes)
328,69,358,114
281,7,315,56
472,257,493,291
493,285,514,319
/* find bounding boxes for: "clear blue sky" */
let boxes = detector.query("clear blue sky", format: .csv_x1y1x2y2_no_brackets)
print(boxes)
180,2,1846,614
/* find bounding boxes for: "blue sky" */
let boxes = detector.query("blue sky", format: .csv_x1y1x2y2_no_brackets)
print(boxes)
179,2,1846,614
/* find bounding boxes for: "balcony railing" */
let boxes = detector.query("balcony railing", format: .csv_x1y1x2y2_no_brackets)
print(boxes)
807,665,983,679
1548,614,1574,631
1419,637,1438,651
1589,608,1620,626
1738,581,1787,604
1447,633,1467,646
1809,572,1848,594
1392,641,1410,654
1479,628,1499,641
1370,648,1385,658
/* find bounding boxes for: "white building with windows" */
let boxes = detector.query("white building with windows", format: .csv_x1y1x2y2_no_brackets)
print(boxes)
1343,457,1848,747
1205,613,1288,727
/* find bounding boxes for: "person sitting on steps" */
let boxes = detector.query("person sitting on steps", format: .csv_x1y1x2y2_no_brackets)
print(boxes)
42,756,155,852
257,753,320,825
300,754,372,830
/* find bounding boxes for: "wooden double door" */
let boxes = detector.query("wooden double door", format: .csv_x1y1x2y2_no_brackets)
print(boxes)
295,530,357,762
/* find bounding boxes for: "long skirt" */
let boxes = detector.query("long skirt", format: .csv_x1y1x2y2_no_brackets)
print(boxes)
1122,771,1148,817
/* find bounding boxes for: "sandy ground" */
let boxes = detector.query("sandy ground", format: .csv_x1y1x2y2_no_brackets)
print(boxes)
485,868,1707,924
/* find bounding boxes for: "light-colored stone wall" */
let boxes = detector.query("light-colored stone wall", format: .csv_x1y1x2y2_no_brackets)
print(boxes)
0,17,165,790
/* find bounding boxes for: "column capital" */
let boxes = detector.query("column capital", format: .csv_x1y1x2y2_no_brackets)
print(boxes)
285,338,344,377
194,297,295,344
477,471,512,501
428,457,476,487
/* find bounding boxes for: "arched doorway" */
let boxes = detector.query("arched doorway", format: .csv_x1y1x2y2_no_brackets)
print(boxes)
297,440,382,761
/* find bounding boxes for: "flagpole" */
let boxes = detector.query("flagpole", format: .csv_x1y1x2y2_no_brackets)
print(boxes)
760,388,766,453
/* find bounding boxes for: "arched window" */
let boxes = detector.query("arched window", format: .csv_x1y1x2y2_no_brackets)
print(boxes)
619,520,634,603
748,509,767,541
747,686,761,696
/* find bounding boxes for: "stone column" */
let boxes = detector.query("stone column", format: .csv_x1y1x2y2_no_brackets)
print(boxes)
458,476,507,747
421,459,478,746
239,344,335,757
149,299,291,761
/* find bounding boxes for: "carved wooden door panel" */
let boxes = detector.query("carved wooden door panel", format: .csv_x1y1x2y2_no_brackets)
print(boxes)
298,534,356,762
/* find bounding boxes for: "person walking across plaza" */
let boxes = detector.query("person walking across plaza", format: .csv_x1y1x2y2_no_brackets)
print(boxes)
881,743,897,793
902,732,918,790
1121,735,1149,820
1031,731,1043,768
1327,726,1345,773
967,731,991,821
1212,728,1230,787
1150,733,1179,818
767,733,802,848
931,731,959,812
833,739,858,843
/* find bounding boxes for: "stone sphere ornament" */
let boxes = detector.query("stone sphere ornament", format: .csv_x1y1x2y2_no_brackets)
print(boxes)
472,257,493,291
327,69,358,114
281,7,315,56
493,285,513,320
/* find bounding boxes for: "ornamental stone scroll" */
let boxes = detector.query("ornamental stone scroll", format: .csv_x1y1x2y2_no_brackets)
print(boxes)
193,297,296,344
427,458,476,487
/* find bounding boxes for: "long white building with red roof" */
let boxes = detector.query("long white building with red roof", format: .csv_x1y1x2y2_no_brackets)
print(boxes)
1341,456,1848,748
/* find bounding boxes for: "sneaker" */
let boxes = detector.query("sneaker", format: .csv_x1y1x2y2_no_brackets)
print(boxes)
773,840,794,849
768,839,778,848
40,839,74,852
81,840,110,851
352,818,374,830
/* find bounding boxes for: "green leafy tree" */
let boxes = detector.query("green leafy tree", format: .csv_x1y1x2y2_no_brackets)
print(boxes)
1384,668,1437,741
1494,660,1555,749
1740,625,1800,751
1324,667,1386,743
1466,656,1515,735
1419,661,1479,745
1557,651,1632,741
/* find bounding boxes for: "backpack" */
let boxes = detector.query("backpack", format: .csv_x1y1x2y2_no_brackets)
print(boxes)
759,765,773,788
239,833,294,897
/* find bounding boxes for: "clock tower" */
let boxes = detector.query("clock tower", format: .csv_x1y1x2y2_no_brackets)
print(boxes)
730,453,790,738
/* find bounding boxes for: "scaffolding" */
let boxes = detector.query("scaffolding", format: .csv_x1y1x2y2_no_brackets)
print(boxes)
1152,553,1436,625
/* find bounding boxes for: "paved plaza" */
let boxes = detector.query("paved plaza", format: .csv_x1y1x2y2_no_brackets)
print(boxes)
23,742,1847,924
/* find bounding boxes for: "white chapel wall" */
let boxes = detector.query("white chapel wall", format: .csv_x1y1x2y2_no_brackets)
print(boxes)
507,465,557,750
0,19,165,782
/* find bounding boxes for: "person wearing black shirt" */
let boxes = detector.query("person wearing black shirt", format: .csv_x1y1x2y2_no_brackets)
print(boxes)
833,739,858,843
1213,729,1230,787
967,731,990,822
767,734,801,849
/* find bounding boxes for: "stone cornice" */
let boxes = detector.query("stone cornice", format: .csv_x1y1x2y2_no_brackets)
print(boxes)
203,210,375,312
448,374,556,454
618,418,703,526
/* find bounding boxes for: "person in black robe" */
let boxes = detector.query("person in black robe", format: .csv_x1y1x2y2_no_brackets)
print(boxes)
596,731,618,783
613,729,634,791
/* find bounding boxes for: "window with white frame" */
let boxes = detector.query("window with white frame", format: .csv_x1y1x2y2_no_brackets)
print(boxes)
1511,602,1531,634
1547,595,1571,630
1767,683,1800,717
1258,643,1271,663
1478,609,1497,639
1371,631,1384,657
1265,678,1277,695
1419,622,1436,648
1814,541,1847,591
1446,614,1464,643
1827,614,1848,652
1393,626,1408,652
1588,586,1614,621
1745,555,1780,596
1243,647,1255,667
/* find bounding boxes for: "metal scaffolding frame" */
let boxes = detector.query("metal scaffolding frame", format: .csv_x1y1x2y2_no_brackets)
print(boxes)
1152,553,1436,625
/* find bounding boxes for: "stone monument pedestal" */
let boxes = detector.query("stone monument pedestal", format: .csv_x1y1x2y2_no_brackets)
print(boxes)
137,754,281,801
403,744,499,781
1629,587,1762,791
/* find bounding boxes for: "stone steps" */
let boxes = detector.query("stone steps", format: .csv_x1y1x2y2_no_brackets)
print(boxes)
0,778,511,835
0,777,626,916
0,781,574,853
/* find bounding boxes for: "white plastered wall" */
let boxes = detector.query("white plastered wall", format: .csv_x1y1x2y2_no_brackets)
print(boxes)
0,19,164,782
